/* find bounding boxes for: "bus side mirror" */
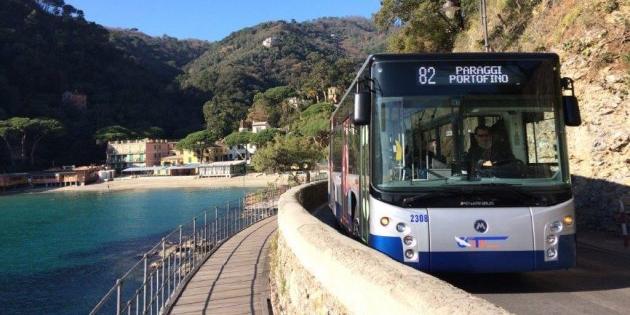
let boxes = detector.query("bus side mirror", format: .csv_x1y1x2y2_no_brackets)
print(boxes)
563,96,581,126
353,92,371,125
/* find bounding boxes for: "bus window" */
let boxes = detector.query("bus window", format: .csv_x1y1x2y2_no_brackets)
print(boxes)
525,111,560,178
332,125,343,172
373,94,566,189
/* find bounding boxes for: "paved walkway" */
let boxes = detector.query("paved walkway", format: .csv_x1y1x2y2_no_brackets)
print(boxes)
169,216,277,315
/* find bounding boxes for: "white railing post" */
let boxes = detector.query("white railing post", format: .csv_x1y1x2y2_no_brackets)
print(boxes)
116,279,122,315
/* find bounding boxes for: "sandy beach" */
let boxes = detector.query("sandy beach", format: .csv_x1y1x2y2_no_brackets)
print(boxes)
45,173,287,193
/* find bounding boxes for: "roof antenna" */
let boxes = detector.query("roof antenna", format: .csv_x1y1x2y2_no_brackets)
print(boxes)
480,0,490,52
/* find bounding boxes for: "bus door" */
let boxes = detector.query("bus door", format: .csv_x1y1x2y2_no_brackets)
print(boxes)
358,125,370,242
341,118,350,229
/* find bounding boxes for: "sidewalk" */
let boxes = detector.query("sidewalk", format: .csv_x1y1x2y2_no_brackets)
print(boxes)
578,230,630,260
168,216,277,315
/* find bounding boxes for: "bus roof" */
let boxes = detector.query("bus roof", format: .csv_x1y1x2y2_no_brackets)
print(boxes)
369,52,559,63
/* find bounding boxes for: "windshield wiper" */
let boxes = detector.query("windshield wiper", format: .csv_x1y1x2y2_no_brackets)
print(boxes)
470,183,544,205
402,190,465,207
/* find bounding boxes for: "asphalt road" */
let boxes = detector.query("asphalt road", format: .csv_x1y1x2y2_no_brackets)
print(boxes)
313,206,630,315
438,245,630,315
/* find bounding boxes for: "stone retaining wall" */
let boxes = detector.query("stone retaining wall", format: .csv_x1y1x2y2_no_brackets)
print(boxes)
271,181,510,315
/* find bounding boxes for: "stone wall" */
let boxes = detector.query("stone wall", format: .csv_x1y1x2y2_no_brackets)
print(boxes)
271,181,510,315
270,235,349,315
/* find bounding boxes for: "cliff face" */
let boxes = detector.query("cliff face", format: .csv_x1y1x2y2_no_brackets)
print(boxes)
454,0,629,230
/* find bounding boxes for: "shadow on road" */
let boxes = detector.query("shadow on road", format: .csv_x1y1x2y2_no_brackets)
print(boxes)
435,246,630,293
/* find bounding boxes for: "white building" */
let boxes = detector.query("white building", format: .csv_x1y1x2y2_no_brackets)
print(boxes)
197,161,246,178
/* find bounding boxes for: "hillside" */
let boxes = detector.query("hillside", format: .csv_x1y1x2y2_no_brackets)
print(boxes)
182,17,386,91
0,1,387,171
179,17,387,135
452,0,629,230
109,29,211,80
0,0,206,169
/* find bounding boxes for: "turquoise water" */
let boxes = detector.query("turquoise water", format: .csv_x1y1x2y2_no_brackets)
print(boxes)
0,187,254,314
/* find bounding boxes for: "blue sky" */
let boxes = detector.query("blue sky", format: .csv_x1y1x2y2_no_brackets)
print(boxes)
68,0,381,41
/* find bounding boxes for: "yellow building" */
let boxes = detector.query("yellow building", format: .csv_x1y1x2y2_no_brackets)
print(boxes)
160,145,228,166
182,149,200,164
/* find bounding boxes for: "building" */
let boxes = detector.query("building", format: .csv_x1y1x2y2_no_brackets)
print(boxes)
251,121,270,133
106,139,177,172
98,170,115,181
287,97,309,109
160,145,228,166
327,87,341,103
29,166,101,187
238,120,252,132
62,91,87,110
0,173,28,191
262,36,277,48
197,161,246,178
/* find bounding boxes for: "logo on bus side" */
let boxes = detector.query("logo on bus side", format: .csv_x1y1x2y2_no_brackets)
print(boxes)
474,219,488,233
455,236,509,249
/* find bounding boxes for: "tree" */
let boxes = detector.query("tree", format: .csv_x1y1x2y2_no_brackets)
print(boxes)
292,102,334,149
223,131,252,147
252,136,323,182
140,126,165,139
27,118,64,165
374,0,464,52
203,96,248,137
0,117,64,168
251,128,281,147
95,125,137,144
176,129,219,159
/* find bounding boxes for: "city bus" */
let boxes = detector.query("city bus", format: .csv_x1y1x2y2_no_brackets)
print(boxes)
329,53,582,272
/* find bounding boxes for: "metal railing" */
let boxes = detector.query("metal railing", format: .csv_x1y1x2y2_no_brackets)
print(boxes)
90,184,290,315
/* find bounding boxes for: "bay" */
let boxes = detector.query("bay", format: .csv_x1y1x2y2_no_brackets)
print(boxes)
0,187,255,315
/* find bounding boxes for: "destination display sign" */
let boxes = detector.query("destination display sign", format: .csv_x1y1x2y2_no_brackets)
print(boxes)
416,64,526,86
373,58,555,97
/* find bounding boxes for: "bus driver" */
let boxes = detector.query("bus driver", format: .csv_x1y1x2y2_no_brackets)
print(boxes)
466,125,515,167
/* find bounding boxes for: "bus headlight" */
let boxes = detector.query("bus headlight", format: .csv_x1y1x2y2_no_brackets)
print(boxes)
396,222,406,233
549,221,563,233
546,234,558,245
405,249,415,259
403,235,415,246
380,217,390,226
563,215,574,226
546,247,557,258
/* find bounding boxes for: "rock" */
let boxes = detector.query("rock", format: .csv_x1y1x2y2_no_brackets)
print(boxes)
610,133,630,152
605,74,622,84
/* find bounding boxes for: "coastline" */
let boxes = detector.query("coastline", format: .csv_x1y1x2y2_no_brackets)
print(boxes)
2,174,286,195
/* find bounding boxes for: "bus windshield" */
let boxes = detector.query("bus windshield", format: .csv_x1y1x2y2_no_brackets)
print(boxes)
371,60,568,191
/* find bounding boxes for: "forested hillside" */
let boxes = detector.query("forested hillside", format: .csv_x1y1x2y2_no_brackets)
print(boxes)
0,1,385,171
0,0,207,170
109,29,211,80
181,17,387,135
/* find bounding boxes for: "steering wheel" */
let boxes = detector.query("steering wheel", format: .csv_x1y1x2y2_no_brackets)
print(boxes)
484,159,526,178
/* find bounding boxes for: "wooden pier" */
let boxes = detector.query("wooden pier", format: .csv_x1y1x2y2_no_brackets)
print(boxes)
168,216,277,315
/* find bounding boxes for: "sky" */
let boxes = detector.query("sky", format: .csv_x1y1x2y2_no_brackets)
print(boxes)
68,0,382,41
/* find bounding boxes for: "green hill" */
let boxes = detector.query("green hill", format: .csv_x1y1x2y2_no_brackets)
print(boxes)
0,1,386,171
109,28,211,80
179,17,387,135
0,0,206,168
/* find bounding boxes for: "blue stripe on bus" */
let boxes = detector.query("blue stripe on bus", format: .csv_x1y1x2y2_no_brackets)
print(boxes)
368,234,575,272
428,251,534,272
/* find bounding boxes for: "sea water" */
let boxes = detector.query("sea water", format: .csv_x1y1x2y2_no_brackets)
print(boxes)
0,187,254,315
